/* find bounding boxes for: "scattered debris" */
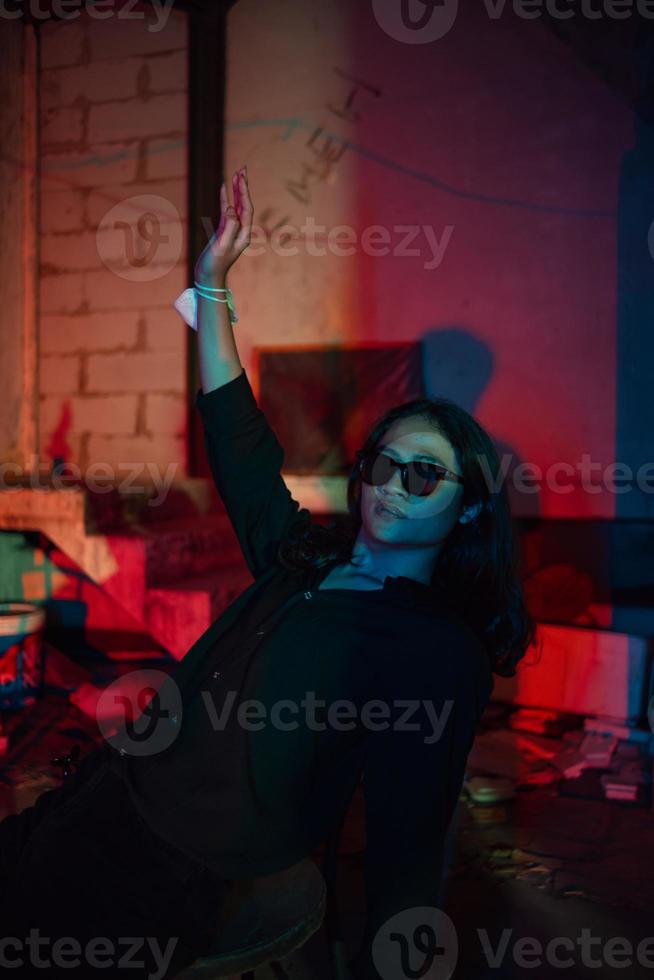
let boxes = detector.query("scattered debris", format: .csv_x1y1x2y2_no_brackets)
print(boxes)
600,748,652,803
579,732,618,767
509,707,581,738
468,803,508,825
465,775,516,804
467,727,561,784
583,716,652,745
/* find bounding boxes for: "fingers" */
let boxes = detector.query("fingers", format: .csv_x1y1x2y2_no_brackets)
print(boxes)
217,202,239,253
233,170,253,253
232,170,242,220
213,167,251,258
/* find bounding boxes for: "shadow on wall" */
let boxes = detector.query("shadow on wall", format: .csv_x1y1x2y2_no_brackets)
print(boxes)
421,326,541,520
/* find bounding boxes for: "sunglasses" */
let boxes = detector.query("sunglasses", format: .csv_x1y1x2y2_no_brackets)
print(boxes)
355,449,464,497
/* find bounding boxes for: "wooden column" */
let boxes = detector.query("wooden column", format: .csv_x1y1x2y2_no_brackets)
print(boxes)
0,20,38,476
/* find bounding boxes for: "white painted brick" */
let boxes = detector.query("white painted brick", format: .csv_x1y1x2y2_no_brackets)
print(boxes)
41,312,140,354
84,265,185,311
87,351,185,394
146,50,187,93
87,9,188,62
42,393,138,436
146,138,187,180
41,231,104,273
40,19,84,70
86,434,186,479
41,143,139,192
145,307,187,350
39,355,80,395
41,60,140,110
40,273,84,314
40,189,85,233
86,179,187,226
145,393,186,435
88,94,186,144
41,106,84,145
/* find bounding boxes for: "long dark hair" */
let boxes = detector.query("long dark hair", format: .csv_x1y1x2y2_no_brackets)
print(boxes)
278,395,538,678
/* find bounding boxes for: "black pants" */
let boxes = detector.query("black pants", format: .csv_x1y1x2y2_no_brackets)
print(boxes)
0,749,233,979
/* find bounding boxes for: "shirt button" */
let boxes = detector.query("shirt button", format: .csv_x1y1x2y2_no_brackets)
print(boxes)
212,671,221,679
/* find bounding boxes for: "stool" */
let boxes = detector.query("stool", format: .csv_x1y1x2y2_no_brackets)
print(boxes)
177,857,327,979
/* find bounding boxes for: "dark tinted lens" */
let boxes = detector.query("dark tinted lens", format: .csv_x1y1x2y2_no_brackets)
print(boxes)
360,452,444,496
360,452,393,486
406,460,442,496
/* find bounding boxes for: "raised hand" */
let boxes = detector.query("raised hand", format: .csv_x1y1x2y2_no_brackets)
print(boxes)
194,166,254,287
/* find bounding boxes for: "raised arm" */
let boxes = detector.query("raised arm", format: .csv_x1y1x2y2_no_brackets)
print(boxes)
193,169,310,579
195,168,251,393
196,369,310,580
351,626,493,980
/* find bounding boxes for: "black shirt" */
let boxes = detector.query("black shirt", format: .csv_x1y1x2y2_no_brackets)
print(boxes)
108,368,494,974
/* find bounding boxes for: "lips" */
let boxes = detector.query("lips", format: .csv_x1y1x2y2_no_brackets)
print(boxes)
376,501,405,518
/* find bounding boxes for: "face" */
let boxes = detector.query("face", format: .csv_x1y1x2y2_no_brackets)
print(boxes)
358,415,476,552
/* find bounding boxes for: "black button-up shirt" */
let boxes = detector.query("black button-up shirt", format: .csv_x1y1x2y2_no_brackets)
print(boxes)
108,368,493,973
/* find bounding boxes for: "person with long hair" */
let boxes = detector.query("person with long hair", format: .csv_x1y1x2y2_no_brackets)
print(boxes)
0,169,536,980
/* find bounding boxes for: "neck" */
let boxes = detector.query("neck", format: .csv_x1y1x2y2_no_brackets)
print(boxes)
347,527,441,587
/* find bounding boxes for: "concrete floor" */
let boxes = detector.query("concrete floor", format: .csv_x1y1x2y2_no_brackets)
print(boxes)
1,662,653,980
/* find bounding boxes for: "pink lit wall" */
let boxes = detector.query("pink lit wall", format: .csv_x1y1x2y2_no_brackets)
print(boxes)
224,0,635,519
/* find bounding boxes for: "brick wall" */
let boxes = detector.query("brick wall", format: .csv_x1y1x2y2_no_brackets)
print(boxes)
38,8,189,488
